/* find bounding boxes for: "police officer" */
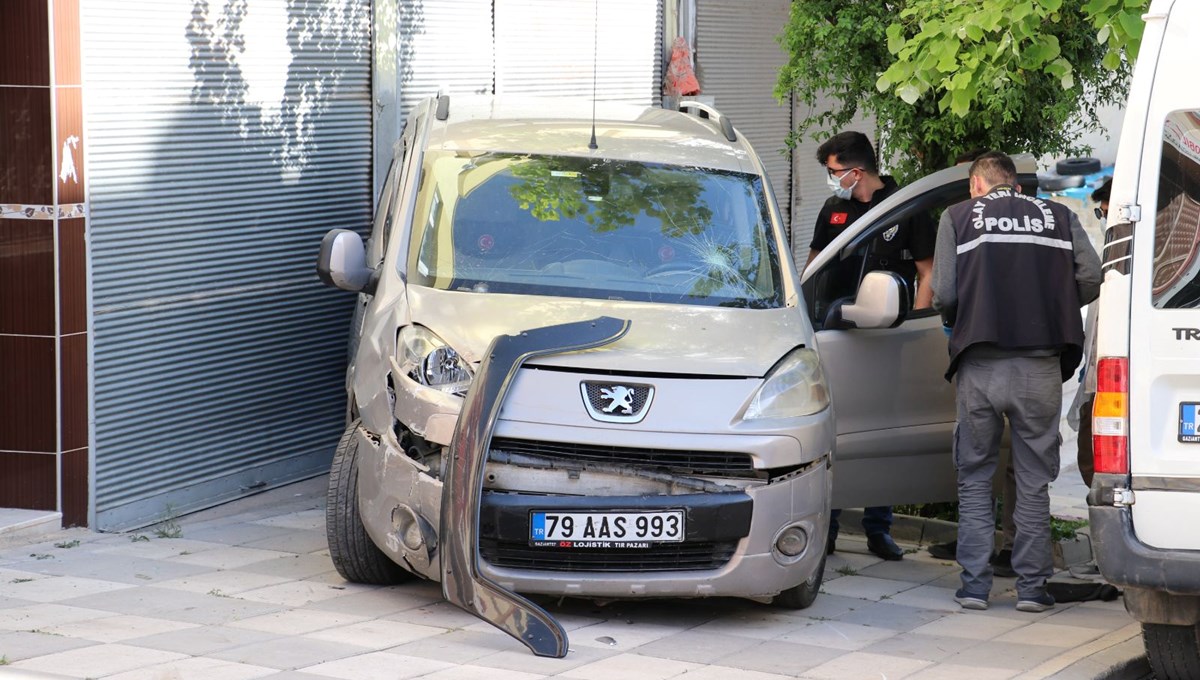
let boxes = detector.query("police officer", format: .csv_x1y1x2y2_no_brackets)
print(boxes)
931,152,1101,612
808,131,937,561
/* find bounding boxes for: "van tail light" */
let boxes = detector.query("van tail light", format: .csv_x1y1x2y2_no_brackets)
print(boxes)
1093,357,1129,475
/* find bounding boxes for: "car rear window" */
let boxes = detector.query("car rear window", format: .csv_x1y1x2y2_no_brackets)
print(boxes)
1152,109,1200,309
405,152,783,308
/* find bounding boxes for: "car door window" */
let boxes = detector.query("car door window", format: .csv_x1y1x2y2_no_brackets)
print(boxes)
366,144,405,270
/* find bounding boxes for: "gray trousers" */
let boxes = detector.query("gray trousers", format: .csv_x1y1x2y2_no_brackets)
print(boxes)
955,351,1061,599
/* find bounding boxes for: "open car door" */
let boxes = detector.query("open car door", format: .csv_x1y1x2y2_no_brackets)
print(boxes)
803,160,1038,508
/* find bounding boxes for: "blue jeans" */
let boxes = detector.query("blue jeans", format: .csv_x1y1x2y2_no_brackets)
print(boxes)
830,506,893,538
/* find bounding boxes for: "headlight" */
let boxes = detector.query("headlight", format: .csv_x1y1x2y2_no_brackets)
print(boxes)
397,326,473,396
744,347,830,420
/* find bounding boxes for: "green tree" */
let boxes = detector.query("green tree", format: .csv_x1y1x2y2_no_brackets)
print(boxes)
776,0,1146,182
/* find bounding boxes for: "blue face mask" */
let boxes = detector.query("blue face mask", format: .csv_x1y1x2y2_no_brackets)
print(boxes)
827,169,858,200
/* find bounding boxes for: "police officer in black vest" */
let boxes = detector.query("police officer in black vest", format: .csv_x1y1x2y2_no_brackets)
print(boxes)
932,152,1100,613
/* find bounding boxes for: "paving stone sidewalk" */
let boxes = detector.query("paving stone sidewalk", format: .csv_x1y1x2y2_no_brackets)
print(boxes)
0,473,1145,680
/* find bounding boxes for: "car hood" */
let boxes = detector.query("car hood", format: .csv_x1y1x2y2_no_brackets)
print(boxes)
407,287,810,377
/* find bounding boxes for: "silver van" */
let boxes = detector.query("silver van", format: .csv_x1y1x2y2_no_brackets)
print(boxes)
316,95,1033,656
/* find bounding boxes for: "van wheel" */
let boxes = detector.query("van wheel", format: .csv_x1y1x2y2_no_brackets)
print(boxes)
1143,623,1200,680
327,421,413,585
774,555,825,609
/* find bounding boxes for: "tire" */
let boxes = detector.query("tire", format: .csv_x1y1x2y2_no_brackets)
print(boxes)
1038,173,1085,192
1143,623,1200,680
327,421,413,585
774,555,826,610
1056,157,1102,176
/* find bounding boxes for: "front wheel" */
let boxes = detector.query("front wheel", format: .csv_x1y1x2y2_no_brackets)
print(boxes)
1143,623,1200,680
774,555,825,610
326,421,413,585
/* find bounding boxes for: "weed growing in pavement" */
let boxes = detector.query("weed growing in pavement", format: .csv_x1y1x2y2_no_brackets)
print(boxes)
903,547,921,555
153,504,183,539
10,578,35,584
0,655,8,665
835,565,859,577
880,593,892,600
129,534,150,542
1051,517,1089,542
29,553,52,560
54,540,80,549
207,589,230,598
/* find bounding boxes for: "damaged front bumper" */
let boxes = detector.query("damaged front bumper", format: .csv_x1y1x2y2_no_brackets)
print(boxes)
353,317,833,657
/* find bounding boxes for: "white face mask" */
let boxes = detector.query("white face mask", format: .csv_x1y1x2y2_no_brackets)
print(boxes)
827,169,858,200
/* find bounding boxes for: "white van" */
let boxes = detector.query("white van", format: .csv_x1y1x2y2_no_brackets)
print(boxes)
1089,1,1200,676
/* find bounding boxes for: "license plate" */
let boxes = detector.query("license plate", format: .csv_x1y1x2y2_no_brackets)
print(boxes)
1181,402,1200,443
529,510,684,545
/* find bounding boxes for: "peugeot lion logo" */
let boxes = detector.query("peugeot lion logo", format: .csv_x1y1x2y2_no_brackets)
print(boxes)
581,381,654,423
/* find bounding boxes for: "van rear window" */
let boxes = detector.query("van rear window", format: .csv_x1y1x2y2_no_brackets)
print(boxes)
1152,110,1200,309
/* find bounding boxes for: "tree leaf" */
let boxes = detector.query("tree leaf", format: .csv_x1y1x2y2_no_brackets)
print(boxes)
876,72,893,93
886,23,906,54
898,84,922,105
1096,24,1111,44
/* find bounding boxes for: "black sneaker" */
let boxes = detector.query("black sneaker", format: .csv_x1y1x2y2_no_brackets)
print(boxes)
1016,592,1056,613
991,549,1016,577
927,540,956,560
954,588,989,611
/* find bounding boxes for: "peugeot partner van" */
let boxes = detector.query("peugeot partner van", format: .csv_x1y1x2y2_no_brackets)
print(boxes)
316,94,1035,656
1087,1,1200,676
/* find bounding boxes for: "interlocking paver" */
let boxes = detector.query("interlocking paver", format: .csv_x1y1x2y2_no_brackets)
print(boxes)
909,612,1027,640
208,637,373,670
302,618,446,649
299,653,450,680
819,574,918,601
833,600,949,632
41,614,198,643
60,586,283,625
123,624,282,656
800,650,933,679
227,609,368,636
776,619,901,651
0,574,133,603
631,629,761,663
105,656,277,680
859,631,983,662
9,643,188,677
993,621,1108,648
558,652,701,680
0,630,97,662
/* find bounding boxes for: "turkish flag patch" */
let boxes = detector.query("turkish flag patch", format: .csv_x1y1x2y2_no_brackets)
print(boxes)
830,212,849,225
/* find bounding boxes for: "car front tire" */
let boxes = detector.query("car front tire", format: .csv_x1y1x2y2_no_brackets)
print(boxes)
327,420,413,585
774,555,825,610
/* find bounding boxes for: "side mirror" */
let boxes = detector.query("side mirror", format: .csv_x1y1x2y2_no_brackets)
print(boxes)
840,271,908,329
317,229,372,292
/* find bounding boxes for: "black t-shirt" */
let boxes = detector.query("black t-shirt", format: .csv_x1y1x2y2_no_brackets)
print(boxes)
808,175,936,292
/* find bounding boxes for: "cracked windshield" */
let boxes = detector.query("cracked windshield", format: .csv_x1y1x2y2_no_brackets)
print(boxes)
407,152,783,308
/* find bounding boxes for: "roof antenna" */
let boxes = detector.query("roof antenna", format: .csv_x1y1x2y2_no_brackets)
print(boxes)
588,0,598,150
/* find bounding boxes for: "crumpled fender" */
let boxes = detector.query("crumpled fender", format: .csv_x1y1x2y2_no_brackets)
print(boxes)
439,316,630,658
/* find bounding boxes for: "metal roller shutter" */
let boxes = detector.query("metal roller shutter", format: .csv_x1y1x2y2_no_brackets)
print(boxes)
82,0,373,529
495,0,660,106
694,0,793,252
397,0,494,123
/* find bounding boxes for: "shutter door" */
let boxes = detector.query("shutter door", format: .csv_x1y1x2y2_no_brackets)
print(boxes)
397,0,494,123
82,0,373,529
495,0,660,106
694,0,793,250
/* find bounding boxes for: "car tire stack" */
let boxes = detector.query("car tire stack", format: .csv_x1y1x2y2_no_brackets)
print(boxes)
327,420,413,584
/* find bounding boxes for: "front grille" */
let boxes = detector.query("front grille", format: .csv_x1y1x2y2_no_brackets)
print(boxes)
479,538,737,572
490,438,756,477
